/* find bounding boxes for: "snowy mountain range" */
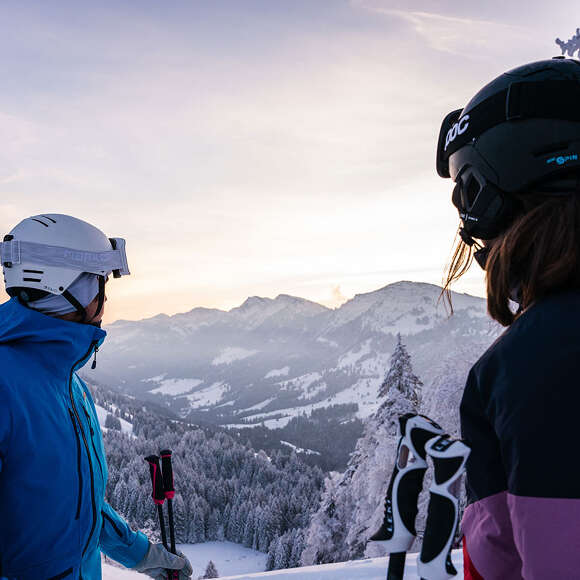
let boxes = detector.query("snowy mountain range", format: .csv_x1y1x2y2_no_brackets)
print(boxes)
91,281,501,434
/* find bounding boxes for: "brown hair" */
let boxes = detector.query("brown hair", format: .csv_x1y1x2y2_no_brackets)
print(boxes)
441,193,580,327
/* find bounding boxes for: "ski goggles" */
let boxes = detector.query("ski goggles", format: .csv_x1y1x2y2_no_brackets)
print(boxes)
436,109,464,179
0,237,130,278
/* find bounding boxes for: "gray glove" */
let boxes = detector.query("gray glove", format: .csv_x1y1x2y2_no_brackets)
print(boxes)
134,542,193,579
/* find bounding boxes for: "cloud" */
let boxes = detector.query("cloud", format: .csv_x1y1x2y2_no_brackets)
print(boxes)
330,285,348,308
355,1,530,57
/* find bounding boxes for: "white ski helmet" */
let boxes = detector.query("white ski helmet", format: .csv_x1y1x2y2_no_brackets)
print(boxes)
1,214,129,318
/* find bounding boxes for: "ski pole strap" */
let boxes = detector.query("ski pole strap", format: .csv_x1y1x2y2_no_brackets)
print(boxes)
418,436,470,580
369,413,444,553
145,455,166,505
160,449,175,500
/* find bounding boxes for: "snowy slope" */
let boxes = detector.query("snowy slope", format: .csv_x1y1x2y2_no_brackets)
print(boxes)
102,541,267,579
102,550,463,579
94,404,133,435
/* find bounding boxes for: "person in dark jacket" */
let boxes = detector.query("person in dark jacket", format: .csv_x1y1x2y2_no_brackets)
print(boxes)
0,214,193,579
437,57,580,579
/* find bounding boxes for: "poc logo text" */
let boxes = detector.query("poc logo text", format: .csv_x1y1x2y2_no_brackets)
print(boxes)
445,115,470,151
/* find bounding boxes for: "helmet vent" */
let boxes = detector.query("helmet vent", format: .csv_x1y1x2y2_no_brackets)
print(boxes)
22,277,41,282
30,218,49,227
42,215,57,223
23,269,44,274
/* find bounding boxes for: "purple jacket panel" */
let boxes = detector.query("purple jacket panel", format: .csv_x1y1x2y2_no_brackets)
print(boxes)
463,491,580,580
507,494,580,580
462,491,523,580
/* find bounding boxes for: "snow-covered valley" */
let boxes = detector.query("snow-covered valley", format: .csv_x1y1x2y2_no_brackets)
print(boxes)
90,281,500,439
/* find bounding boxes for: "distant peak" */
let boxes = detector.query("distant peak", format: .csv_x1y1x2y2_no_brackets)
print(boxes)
236,296,273,310
276,294,311,304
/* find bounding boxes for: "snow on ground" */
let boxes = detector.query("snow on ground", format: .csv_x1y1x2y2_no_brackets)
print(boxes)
213,347,259,365
141,373,168,383
222,372,382,429
102,541,266,579
337,339,372,369
265,366,290,379
279,372,321,393
220,550,463,579
280,440,321,455
103,542,463,580
186,382,229,408
179,542,267,577
103,549,463,579
316,336,338,347
94,404,133,435
240,397,276,413
149,378,204,396
102,561,139,579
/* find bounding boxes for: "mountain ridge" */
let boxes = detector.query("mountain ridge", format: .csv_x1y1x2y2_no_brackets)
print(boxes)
91,281,499,435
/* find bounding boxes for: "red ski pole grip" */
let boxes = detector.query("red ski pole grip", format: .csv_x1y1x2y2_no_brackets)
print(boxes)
145,455,165,505
160,449,175,500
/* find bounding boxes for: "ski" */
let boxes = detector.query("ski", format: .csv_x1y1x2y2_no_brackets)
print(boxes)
368,413,444,580
417,436,470,580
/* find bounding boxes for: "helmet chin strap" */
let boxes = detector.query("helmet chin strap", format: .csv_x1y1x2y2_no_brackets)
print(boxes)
459,227,489,271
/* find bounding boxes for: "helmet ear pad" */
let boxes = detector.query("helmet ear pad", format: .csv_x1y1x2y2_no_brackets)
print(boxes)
452,167,522,239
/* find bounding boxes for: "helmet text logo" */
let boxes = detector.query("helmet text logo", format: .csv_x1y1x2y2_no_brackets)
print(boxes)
445,115,470,151
546,154,578,166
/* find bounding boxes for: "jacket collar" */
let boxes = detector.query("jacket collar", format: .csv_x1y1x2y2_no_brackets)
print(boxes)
0,297,106,376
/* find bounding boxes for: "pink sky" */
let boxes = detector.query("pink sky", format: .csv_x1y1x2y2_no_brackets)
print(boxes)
0,1,571,322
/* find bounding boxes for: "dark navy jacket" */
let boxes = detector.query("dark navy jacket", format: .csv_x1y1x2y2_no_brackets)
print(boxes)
461,290,580,580
0,298,148,579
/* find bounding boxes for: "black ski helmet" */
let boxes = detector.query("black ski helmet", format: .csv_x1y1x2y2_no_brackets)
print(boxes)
437,57,580,242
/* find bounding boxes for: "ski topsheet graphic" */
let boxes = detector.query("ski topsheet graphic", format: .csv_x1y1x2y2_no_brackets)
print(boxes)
368,413,470,580
368,413,444,579
418,436,470,580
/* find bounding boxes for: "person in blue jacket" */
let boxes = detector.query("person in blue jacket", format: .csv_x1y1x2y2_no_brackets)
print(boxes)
0,214,193,579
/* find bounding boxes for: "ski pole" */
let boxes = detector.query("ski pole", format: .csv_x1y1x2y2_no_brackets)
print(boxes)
417,436,470,580
144,455,169,550
368,413,444,580
160,449,179,580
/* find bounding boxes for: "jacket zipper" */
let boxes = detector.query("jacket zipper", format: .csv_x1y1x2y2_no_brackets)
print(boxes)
69,340,98,557
68,409,83,520
82,405,104,479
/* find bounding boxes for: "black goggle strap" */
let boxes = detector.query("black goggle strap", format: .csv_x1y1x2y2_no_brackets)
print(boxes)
438,80,580,175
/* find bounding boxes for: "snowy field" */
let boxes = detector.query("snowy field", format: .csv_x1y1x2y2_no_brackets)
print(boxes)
103,542,266,579
94,404,133,435
103,548,462,579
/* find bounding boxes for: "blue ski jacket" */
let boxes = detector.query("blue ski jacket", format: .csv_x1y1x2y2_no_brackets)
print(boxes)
0,298,149,579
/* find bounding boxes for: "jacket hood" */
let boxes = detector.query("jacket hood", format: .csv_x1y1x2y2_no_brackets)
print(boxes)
0,297,106,372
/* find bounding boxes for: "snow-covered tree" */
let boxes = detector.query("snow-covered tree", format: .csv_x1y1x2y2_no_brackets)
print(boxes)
199,560,219,579
302,334,423,564
105,413,122,431
378,333,422,405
